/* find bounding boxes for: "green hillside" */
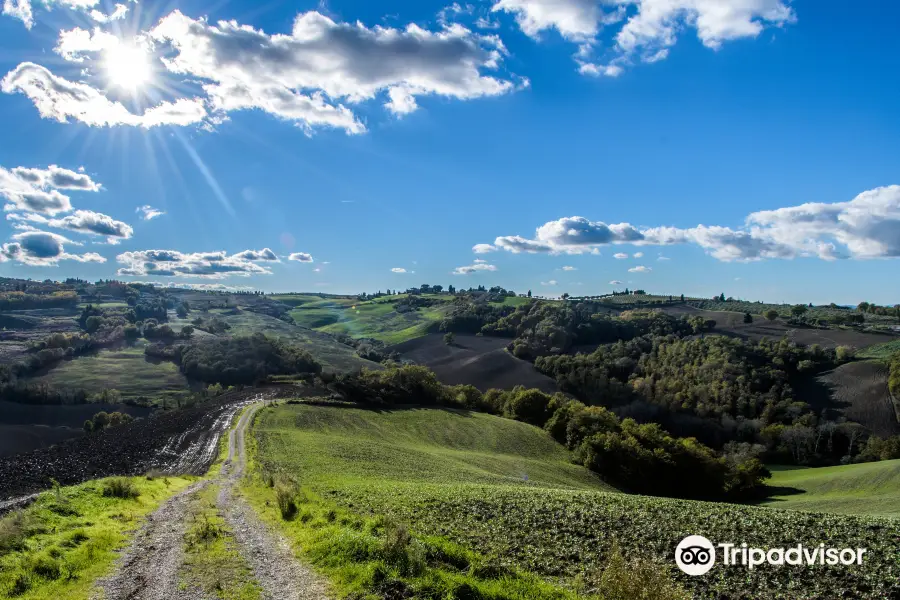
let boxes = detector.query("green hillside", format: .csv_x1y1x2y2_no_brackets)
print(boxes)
762,460,900,517
287,294,454,344
248,403,899,599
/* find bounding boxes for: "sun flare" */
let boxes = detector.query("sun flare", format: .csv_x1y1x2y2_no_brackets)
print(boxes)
104,44,152,90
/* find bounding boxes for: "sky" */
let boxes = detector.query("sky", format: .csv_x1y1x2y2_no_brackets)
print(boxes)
0,0,898,304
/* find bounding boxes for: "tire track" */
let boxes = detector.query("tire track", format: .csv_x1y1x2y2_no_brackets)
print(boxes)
218,403,331,600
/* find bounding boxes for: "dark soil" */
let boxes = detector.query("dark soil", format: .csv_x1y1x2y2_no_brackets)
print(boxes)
0,389,261,502
388,334,558,393
796,361,900,437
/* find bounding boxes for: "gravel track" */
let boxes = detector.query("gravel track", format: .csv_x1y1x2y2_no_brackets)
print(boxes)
217,403,331,600
96,397,330,600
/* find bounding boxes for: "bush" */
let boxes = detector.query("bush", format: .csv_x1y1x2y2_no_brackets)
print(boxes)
102,478,140,499
276,484,298,520
578,546,688,600
443,332,455,345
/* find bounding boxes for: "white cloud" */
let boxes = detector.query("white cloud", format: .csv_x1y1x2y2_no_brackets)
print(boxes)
144,9,522,134
117,248,278,279
391,267,408,273
628,265,651,273
55,27,119,62
541,279,557,286
233,248,279,262
0,229,105,266
2,0,33,28
452,262,497,275
89,2,127,23
480,186,900,263
494,0,793,75
137,205,165,220
561,265,576,271
1,63,208,129
1,164,101,216
633,252,643,258
3,0,128,28
288,252,314,263
473,243,498,253
657,254,670,261
44,210,133,243
609,280,623,285
613,252,628,259
473,258,488,264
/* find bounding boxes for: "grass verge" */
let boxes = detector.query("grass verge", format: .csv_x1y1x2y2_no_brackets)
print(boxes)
0,474,194,599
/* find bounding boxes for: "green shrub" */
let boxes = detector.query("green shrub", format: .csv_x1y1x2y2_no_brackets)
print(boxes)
0,511,28,553
577,547,688,600
275,484,298,520
101,478,140,499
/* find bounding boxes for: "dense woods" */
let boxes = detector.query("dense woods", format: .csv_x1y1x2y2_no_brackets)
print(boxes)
0,290,78,311
177,334,321,385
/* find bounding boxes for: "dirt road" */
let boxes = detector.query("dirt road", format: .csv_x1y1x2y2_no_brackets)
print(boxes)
95,399,329,600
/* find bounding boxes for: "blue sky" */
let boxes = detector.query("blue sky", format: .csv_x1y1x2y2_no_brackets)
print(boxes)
0,0,898,304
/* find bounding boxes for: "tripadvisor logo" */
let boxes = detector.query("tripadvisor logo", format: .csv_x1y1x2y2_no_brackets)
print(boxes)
675,535,867,576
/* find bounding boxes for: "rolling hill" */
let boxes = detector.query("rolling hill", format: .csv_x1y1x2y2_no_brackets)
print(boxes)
249,402,900,599
762,460,900,517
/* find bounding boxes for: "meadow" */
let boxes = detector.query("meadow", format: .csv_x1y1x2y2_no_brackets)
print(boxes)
30,343,192,401
762,460,900,517
287,294,454,345
249,403,900,599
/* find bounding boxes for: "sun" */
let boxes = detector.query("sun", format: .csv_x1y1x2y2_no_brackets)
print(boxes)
103,44,152,90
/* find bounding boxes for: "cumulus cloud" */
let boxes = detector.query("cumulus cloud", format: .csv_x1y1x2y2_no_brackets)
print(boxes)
12,165,99,190
452,262,497,275
117,248,278,279
628,265,651,273
609,280,623,285
613,252,628,259
633,252,643,258
233,248,279,262
541,279,557,286
3,0,130,28
55,27,119,61
1,164,101,216
472,243,498,253
480,186,900,263
0,229,105,265
43,210,133,243
1,63,208,129
137,205,165,220
493,0,793,75
288,252,314,263
561,265,576,271
142,9,522,134
391,267,408,273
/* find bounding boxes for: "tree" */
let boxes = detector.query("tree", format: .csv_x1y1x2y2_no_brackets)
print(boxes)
181,325,194,339
561,293,570,300
857,301,870,313
764,309,779,321
443,332,455,345
719,293,726,302
791,304,808,318
176,304,189,319
743,312,753,324
527,290,532,298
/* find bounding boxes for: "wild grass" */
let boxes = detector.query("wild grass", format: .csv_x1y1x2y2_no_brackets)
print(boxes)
857,339,900,361
761,460,900,517
0,475,193,599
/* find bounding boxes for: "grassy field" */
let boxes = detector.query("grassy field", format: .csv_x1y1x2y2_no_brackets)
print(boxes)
29,343,192,401
0,475,194,599
248,403,900,599
762,460,900,517
210,309,381,372
858,339,900,361
288,295,454,345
